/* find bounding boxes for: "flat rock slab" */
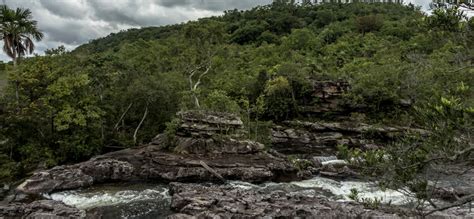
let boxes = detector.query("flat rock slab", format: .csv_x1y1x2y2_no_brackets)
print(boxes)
17,145,300,195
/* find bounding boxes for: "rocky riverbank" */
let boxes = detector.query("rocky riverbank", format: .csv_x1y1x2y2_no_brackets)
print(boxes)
167,182,407,218
1,109,472,218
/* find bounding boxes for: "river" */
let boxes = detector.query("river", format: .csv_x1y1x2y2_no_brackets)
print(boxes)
49,177,414,218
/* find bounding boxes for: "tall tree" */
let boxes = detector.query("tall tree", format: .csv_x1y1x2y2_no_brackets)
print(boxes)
0,5,43,102
0,5,43,66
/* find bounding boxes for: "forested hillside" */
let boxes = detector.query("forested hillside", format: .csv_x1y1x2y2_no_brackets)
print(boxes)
0,2,472,184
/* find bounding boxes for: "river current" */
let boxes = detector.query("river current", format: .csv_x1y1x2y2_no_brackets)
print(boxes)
49,177,413,218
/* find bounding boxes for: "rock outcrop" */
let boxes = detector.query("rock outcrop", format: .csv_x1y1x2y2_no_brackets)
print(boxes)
271,120,428,156
299,80,352,116
167,182,406,218
17,111,301,195
0,200,85,218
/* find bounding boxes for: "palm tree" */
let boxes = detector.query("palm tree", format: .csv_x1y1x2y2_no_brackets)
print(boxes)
0,5,43,102
0,5,43,66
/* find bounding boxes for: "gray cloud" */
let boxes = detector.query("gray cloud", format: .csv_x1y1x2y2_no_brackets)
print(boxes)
39,0,89,19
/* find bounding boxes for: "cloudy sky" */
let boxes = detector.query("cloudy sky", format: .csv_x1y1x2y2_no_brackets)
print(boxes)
1,0,432,62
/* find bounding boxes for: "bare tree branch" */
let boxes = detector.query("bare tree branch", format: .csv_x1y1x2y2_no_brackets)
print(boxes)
133,104,149,145
114,102,133,131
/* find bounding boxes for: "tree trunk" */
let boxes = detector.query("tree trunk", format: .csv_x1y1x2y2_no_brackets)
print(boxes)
133,105,149,145
114,102,133,130
200,161,226,183
192,92,200,108
13,57,19,105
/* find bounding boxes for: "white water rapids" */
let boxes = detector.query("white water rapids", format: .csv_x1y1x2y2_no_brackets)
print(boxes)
49,187,170,209
229,176,412,204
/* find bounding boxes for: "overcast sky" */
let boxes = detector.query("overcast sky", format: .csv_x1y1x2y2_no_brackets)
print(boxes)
1,0,433,62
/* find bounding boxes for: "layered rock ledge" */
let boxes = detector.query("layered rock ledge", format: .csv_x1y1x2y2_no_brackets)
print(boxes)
17,111,301,195
272,120,428,156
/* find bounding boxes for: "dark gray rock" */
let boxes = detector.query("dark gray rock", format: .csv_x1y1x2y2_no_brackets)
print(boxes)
167,182,406,218
299,80,352,116
0,200,85,218
17,144,299,195
271,120,428,156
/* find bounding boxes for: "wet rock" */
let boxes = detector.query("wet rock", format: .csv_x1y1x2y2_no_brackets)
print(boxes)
428,165,474,201
0,200,85,218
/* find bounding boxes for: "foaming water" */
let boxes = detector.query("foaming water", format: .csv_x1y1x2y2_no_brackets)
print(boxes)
288,177,411,204
229,177,412,205
50,184,170,209
49,183,171,219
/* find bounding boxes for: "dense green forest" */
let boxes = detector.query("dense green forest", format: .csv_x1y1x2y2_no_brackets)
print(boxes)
0,67,6,91
0,2,473,184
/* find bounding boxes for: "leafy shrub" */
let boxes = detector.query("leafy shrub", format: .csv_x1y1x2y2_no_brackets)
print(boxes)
202,90,241,114
427,7,467,32
288,155,313,171
356,15,384,34
263,76,296,121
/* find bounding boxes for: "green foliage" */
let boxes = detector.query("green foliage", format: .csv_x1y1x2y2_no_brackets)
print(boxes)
344,91,473,212
263,76,296,121
0,154,17,182
248,120,273,146
230,20,269,44
163,118,181,149
0,5,44,62
288,155,313,171
356,15,384,34
202,90,241,114
0,67,6,92
0,2,472,185
337,144,351,160
427,7,468,32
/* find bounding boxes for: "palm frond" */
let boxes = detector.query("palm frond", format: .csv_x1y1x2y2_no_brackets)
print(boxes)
0,5,43,60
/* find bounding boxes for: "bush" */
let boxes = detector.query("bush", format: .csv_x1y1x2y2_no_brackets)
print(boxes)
263,76,296,121
202,90,241,114
356,15,384,34
427,7,467,32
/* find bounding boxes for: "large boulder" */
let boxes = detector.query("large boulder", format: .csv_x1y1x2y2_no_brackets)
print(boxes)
17,111,302,195
17,146,299,196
